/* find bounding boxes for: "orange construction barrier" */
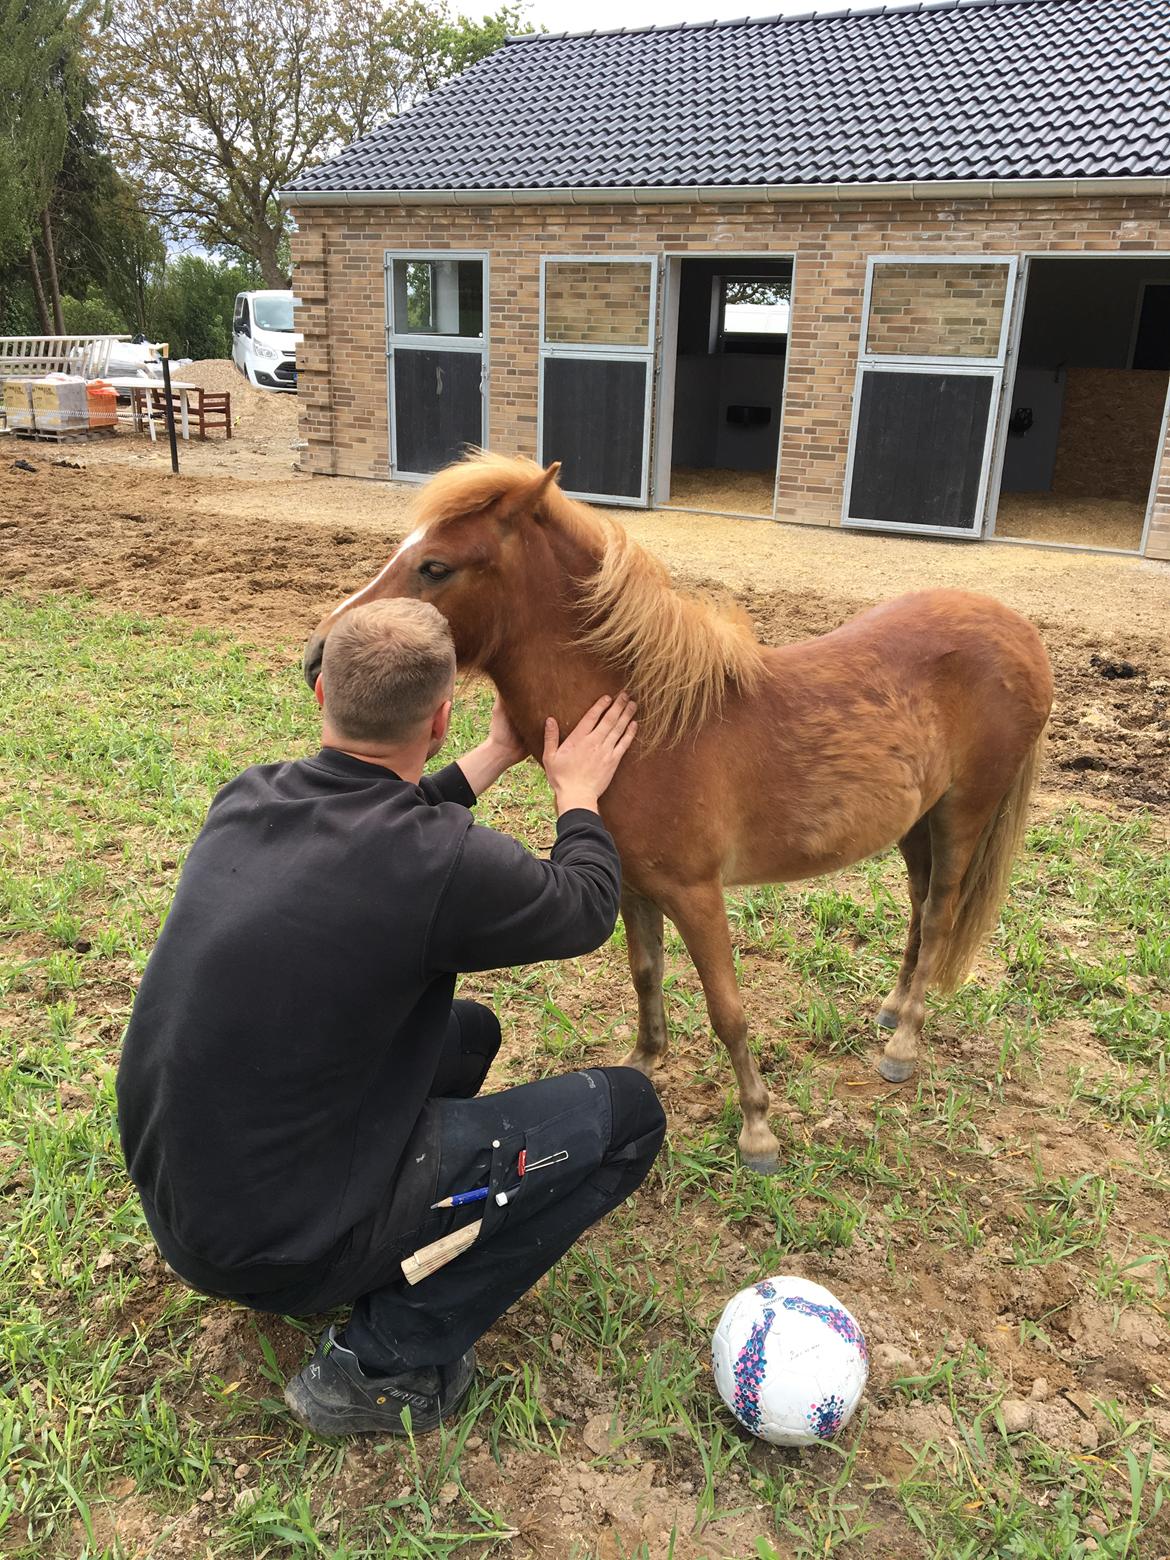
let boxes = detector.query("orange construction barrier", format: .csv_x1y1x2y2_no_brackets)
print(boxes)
86,379,118,430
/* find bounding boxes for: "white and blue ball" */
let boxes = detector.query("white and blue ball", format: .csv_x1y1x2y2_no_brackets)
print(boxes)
711,1276,869,1446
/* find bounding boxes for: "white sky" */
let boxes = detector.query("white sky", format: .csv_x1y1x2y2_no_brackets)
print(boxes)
520,0,879,35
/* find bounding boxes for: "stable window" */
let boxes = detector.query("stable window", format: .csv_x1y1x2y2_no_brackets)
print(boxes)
717,276,791,354
391,258,484,339
843,255,1018,538
538,256,656,505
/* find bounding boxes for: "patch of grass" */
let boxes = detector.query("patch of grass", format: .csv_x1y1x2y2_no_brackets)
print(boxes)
3,594,1169,1558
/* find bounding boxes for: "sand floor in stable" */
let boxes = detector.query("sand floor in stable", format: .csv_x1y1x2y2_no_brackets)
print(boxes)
664,466,775,516
995,493,1147,551
656,473,1150,553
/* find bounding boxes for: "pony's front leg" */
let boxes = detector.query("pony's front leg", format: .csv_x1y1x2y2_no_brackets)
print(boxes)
619,889,668,1075
666,880,781,1175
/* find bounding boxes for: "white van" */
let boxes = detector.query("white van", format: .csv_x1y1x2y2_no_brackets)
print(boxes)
231,290,298,391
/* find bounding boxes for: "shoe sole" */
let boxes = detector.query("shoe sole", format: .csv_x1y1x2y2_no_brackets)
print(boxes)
283,1362,475,1438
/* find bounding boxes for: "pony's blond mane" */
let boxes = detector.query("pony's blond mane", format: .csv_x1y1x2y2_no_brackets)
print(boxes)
413,452,766,749
575,516,765,750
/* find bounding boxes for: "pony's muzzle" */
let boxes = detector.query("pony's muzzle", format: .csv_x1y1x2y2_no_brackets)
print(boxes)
303,633,325,690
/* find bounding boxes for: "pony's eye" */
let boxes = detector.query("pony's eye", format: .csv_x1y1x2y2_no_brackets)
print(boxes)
419,560,452,581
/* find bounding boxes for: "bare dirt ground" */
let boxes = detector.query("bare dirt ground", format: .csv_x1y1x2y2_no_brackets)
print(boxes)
3,431,1168,809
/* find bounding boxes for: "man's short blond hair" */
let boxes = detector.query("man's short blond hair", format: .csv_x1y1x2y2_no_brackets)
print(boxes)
321,599,456,744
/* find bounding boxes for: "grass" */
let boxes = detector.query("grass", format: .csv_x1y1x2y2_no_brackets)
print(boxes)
2,592,1169,1558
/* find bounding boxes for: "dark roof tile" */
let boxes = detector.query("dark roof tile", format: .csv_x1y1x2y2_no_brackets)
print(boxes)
287,0,1170,194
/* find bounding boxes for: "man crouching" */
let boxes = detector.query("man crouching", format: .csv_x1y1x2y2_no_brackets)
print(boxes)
116,598,665,1436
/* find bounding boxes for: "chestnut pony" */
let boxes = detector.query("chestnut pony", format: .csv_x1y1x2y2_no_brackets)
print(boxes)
304,453,1053,1172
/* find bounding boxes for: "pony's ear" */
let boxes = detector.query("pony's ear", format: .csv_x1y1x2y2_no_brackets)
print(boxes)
530,461,562,522
497,461,562,527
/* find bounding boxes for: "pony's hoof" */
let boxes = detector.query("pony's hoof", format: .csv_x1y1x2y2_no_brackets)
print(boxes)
740,1151,782,1177
618,1050,657,1078
877,1054,915,1084
876,1008,898,1030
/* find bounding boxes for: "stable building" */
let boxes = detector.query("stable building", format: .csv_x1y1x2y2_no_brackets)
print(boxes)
281,0,1170,559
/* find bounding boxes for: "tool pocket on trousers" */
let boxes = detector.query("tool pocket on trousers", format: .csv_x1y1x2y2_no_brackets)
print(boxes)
475,1130,527,1240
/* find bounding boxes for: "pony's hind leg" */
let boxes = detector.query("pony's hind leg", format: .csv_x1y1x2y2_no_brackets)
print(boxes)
665,880,781,1174
620,889,668,1076
877,817,933,1032
878,792,995,1084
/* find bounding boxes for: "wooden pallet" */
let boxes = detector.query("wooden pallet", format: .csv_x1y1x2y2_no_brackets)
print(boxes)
14,424,117,444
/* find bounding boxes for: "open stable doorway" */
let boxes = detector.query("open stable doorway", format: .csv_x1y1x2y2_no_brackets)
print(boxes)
993,257,1170,551
654,256,792,517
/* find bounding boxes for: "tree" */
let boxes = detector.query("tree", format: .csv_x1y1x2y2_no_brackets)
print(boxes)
321,0,528,139
0,0,90,326
61,284,126,334
89,183,168,337
95,0,528,285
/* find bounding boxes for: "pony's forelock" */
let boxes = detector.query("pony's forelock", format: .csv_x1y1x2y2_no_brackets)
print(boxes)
411,450,550,529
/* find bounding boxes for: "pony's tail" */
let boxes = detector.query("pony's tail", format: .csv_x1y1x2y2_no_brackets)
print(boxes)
932,730,1045,995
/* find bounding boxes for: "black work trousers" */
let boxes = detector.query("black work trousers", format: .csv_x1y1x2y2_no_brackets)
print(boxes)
243,1001,666,1374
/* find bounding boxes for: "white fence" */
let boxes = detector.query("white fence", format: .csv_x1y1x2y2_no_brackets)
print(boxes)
0,334,128,381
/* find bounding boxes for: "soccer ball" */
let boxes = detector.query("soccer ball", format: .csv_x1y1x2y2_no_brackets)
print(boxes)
711,1276,869,1446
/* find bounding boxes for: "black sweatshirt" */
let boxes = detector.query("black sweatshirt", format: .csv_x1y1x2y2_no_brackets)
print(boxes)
116,748,621,1282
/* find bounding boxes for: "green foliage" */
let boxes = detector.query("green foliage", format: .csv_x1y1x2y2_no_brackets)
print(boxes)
89,179,168,335
724,277,792,308
76,250,250,359
149,253,260,361
60,285,126,334
418,4,531,88
52,252,262,360
0,0,89,266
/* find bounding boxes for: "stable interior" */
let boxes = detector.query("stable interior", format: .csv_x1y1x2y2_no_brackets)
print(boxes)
996,258,1170,551
662,257,792,517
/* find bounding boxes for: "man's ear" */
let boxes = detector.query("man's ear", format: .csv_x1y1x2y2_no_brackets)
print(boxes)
496,461,562,527
432,698,453,747
314,673,325,709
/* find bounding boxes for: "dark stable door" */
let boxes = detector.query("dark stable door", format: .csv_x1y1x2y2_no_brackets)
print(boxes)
393,349,481,475
542,356,647,501
848,370,994,531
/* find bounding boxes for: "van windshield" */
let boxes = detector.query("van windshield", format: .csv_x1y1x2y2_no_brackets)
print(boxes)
252,295,294,332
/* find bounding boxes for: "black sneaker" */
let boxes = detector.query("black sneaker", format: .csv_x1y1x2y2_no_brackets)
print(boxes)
283,1326,476,1436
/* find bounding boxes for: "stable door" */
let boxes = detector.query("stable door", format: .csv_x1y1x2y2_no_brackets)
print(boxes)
538,257,657,505
843,256,1018,537
386,254,487,479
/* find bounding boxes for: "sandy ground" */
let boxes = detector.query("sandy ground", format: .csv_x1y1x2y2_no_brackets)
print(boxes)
3,428,1168,809
996,493,1148,551
665,467,776,516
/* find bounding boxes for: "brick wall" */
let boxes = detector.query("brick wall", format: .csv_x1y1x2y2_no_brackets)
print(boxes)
288,194,1170,560
543,260,653,345
865,261,1008,357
